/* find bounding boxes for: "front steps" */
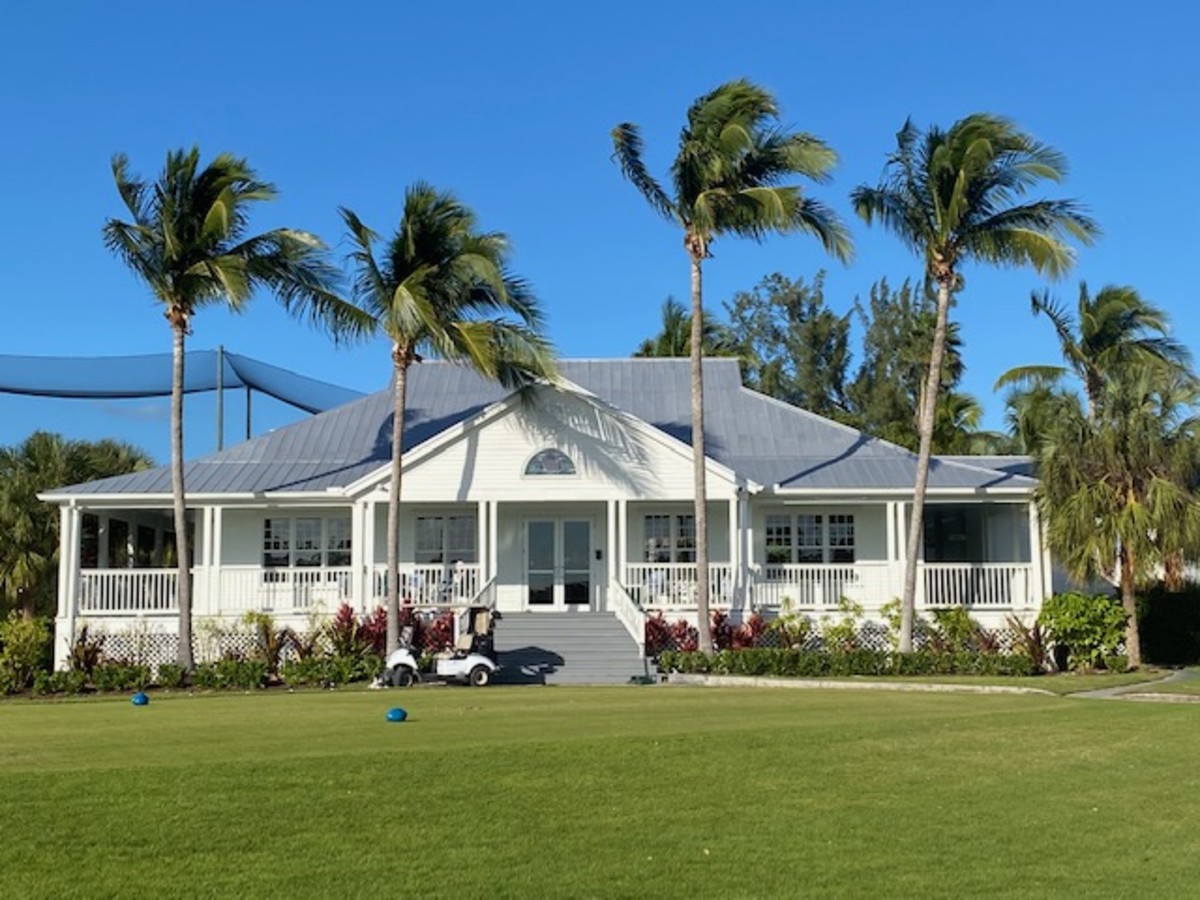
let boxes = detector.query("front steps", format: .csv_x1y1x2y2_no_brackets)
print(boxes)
494,612,648,685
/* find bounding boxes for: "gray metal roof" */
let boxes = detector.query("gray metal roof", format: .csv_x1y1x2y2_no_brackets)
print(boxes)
47,359,1035,497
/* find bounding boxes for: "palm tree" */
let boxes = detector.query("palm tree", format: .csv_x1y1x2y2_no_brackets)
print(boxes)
852,115,1098,652
103,148,369,669
613,79,852,651
997,283,1191,419
1038,365,1200,666
634,297,737,357
341,183,556,652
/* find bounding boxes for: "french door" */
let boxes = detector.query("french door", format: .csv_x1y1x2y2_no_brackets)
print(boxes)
526,518,592,608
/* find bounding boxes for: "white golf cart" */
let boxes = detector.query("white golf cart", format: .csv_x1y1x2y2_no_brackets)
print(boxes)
375,605,499,688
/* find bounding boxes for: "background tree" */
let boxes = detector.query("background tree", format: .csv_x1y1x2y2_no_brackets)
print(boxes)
852,114,1098,651
634,297,737,358
0,433,152,618
341,183,556,652
724,272,851,418
103,147,369,669
1037,366,1200,666
613,80,851,651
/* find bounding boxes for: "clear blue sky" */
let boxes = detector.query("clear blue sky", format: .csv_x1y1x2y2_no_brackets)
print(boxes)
1,0,1196,463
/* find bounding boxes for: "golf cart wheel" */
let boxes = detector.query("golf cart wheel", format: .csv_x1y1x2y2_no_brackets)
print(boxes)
393,667,416,688
468,665,491,687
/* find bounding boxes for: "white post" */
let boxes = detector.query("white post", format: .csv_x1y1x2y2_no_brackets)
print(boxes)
97,514,109,569
61,504,82,669
1028,501,1046,612
727,495,741,618
487,500,499,580
364,498,378,609
606,499,617,609
616,499,627,587
477,500,488,585
211,506,224,615
738,492,751,613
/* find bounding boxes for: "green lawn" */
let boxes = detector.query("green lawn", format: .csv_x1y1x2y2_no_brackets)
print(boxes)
3,686,1200,898
1124,670,1200,696
831,670,1170,695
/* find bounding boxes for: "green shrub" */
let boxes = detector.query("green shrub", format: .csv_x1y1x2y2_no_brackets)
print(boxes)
68,626,105,676
91,662,151,692
215,658,268,690
1038,592,1126,671
191,663,220,690
155,664,187,689
33,669,89,695
0,613,51,694
656,647,1037,679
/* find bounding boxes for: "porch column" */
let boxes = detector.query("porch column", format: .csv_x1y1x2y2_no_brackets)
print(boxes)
487,500,498,581
727,495,741,617
477,501,488,589
1028,501,1046,610
63,504,82,663
738,491,751,612
616,499,627,586
212,506,224,614
606,499,617,606
363,498,378,610
97,514,109,569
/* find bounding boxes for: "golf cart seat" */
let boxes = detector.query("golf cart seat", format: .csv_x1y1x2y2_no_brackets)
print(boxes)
455,632,474,653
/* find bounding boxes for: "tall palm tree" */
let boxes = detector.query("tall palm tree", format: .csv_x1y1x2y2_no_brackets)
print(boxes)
103,148,369,669
852,115,1098,651
997,283,1191,419
1038,365,1200,666
613,79,852,651
341,183,556,652
634,297,737,358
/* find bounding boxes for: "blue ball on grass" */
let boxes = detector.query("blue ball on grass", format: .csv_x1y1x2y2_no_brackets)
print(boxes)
131,692,149,706
385,707,407,723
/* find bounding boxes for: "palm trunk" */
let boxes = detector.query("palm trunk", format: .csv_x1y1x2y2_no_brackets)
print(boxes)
170,319,194,670
689,249,712,653
899,278,952,652
1120,546,1142,668
385,354,409,653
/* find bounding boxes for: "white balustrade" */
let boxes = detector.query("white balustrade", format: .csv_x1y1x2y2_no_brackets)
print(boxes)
750,563,889,609
370,563,481,607
216,566,355,615
609,581,647,656
623,563,734,609
918,563,1031,609
77,569,178,614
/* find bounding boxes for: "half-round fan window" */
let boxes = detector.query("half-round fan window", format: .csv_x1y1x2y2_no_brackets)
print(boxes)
525,449,577,476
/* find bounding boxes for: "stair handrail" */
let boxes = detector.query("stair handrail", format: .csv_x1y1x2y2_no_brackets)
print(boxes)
610,580,647,659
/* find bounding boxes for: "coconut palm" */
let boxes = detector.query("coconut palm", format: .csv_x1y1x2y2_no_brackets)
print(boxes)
613,79,851,651
341,183,556,652
103,148,369,669
997,283,1191,420
634,297,737,358
852,115,1098,651
1038,365,1200,666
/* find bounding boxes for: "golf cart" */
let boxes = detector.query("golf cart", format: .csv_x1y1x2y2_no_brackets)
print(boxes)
375,605,499,688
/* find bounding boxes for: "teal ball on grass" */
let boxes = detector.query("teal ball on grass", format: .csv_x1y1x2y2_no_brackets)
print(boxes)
385,707,407,723
131,692,149,706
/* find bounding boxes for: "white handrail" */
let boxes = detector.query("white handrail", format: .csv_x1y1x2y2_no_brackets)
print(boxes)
610,580,647,658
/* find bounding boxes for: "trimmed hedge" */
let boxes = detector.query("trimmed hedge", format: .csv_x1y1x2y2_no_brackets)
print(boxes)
657,648,1038,678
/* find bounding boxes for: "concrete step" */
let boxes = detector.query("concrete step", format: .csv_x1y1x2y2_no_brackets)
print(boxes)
494,612,645,685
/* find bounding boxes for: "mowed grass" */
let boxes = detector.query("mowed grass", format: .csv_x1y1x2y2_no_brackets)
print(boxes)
3,686,1200,899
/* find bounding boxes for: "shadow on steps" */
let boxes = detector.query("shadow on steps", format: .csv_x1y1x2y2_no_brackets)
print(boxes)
496,645,567,685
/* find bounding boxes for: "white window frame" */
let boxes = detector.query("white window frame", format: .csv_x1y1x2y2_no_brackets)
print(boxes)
643,513,696,563
763,511,855,564
414,514,478,565
262,515,353,569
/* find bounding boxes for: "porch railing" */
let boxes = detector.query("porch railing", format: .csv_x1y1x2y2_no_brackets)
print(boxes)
918,563,1030,609
217,566,354,615
609,581,647,657
78,569,179,615
371,563,481,607
750,563,891,609
624,563,734,609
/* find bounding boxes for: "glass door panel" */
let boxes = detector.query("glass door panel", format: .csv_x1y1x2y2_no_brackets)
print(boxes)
527,520,555,605
562,520,591,606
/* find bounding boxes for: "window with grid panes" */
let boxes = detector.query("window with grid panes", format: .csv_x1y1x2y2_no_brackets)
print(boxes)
828,514,855,563
415,515,477,564
643,514,696,563
262,516,352,568
763,512,853,563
